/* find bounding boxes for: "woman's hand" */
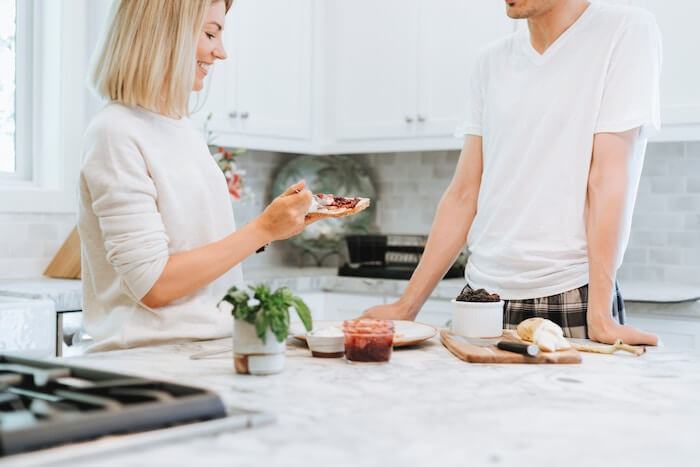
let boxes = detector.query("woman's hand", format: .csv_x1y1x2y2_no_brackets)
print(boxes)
255,180,314,242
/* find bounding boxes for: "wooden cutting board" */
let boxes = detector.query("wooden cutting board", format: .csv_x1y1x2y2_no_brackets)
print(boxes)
440,329,581,364
43,226,81,279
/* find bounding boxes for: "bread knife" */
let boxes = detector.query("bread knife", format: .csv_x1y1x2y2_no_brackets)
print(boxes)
449,335,539,357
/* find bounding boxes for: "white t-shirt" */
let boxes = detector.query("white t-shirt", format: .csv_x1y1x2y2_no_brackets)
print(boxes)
456,3,661,300
79,103,244,352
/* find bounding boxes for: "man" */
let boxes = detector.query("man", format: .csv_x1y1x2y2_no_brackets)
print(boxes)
364,0,660,345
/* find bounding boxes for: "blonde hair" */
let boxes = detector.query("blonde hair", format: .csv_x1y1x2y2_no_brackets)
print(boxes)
90,0,232,118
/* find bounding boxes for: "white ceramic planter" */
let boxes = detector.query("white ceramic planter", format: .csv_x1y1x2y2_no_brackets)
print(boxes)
451,299,505,338
233,319,286,375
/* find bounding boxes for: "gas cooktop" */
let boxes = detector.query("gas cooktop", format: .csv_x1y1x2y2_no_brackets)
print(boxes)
0,354,230,457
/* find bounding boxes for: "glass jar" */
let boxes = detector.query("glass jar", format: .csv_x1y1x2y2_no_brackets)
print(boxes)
342,319,395,363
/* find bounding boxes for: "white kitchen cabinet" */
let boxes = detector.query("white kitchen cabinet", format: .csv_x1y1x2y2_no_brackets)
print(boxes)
415,1,513,138
631,0,700,141
591,0,700,140
197,0,312,145
329,0,419,142
193,0,515,154
232,0,312,140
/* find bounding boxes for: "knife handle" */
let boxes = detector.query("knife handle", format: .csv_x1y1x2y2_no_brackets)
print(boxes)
497,341,539,357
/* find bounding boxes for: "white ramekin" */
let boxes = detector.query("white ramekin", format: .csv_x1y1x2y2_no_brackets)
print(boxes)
451,299,505,338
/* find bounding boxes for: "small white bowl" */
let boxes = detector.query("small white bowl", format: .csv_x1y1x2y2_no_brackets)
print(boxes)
306,328,345,358
451,299,504,338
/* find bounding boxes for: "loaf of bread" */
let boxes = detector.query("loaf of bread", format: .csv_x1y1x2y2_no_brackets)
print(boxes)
516,318,572,352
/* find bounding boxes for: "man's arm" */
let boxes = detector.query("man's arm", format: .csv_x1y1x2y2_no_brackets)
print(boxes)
586,129,658,345
362,135,483,320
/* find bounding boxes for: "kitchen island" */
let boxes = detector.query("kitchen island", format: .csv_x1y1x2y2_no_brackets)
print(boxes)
10,334,700,467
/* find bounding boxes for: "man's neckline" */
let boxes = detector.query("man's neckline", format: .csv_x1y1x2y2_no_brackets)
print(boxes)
520,2,597,64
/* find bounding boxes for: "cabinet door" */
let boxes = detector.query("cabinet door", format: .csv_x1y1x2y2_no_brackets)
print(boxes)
232,0,312,140
631,1,700,128
328,0,419,140
416,0,514,137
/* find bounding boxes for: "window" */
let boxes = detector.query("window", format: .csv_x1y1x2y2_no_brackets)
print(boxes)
0,0,16,175
0,0,88,212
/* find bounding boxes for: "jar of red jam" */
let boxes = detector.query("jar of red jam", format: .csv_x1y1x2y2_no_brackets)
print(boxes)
342,319,395,363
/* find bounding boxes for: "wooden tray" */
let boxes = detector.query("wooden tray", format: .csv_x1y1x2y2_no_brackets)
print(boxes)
440,329,581,364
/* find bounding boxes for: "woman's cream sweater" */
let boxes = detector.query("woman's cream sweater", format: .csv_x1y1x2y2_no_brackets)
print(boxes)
78,103,243,352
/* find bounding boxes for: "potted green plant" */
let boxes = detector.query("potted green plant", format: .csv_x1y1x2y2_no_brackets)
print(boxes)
219,284,312,375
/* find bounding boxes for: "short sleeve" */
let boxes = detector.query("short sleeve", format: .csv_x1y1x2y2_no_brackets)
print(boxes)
80,125,170,301
454,53,485,138
594,12,662,134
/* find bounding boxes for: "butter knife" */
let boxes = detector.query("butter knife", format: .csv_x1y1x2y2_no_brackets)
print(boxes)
449,335,539,357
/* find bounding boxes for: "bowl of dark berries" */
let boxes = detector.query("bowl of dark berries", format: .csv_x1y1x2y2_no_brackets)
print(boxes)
451,287,504,338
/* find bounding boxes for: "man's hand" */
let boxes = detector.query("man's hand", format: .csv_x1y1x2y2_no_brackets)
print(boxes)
362,302,414,321
587,312,658,346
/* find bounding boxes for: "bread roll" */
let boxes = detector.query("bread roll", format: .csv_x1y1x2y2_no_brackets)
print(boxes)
516,317,572,352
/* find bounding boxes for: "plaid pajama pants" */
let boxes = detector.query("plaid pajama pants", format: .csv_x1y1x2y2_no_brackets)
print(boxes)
459,283,626,339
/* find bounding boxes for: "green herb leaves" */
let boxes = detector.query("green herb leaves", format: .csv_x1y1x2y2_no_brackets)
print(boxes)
219,284,312,343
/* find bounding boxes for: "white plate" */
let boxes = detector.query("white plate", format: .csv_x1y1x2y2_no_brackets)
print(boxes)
290,320,438,348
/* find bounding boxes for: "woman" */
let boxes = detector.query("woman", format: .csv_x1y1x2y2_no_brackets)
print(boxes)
79,0,314,352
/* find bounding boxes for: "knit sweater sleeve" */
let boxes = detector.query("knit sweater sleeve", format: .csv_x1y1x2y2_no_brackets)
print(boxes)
80,123,170,301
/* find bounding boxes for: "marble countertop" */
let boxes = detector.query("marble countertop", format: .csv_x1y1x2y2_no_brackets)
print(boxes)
0,278,82,312
12,336,700,467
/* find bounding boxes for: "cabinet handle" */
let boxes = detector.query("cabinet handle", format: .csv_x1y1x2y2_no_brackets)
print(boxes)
241,112,249,119
417,115,426,122
405,116,414,124
228,111,238,119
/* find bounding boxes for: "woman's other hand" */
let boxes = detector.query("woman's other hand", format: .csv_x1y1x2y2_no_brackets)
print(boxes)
255,180,314,241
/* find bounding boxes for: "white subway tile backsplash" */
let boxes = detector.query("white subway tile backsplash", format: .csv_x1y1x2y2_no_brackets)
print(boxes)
687,178,700,193
670,159,700,176
617,265,666,282
668,232,700,248
26,224,59,242
686,214,700,230
0,258,49,279
633,195,667,212
640,159,667,176
664,266,700,284
623,247,648,264
432,165,456,179
651,177,686,194
686,142,700,156
632,213,685,231
667,195,700,212
0,224,29,243
649,248,682,265
645,142,684,159
629,230,668,248
682,249,700,266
